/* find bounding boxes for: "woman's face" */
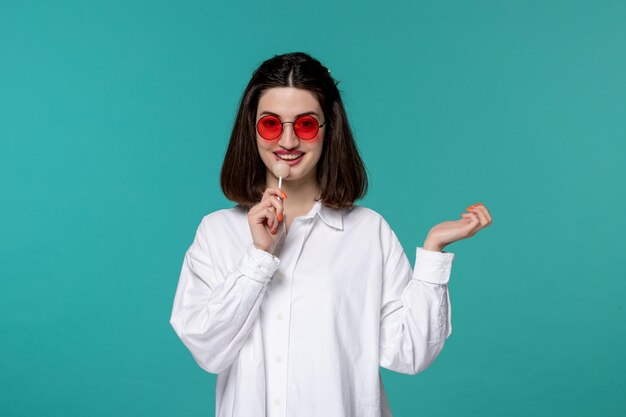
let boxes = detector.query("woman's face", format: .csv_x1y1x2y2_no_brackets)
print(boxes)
256,87,325,186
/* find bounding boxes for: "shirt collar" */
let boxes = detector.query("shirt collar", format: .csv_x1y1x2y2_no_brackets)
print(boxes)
304,200,344,231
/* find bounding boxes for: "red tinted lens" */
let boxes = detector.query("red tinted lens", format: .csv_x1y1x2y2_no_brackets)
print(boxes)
257,115,282,140
293,115,319,139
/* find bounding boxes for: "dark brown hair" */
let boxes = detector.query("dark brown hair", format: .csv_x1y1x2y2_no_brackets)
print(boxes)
220,52,368,209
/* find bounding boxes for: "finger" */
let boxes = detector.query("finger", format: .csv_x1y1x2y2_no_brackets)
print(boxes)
461,213,477,225
269,208,280,234
466,206,487,227
462,212,481,229
262,207,279,232
261,189,286,220
262,188,287,202
265,212,274,230
472,204,492,224
273,196,285,216
264,195,284,221
248,203,278,226
265,207,277,222
472,203,492,224
248,202,270,221
253,192,284,216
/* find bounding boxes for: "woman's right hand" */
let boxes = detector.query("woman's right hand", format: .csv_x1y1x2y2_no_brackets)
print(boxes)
247,188,286,252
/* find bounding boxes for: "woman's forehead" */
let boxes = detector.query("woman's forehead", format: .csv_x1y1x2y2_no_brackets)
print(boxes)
257,87,321,116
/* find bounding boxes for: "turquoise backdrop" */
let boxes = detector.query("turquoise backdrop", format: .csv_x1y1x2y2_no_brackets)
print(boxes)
1,1,624,416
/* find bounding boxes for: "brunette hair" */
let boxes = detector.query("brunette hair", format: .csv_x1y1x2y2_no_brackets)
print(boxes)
220,52,368,209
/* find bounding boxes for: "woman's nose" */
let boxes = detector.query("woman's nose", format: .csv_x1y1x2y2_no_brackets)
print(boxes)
278,123,299,148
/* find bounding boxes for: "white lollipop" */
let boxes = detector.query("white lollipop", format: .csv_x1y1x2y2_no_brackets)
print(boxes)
272,161,291,190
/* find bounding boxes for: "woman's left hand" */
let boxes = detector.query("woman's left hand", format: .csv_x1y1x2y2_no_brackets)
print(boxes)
424,202,493,251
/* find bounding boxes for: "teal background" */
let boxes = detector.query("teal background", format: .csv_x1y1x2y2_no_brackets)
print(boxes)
1,0,625,416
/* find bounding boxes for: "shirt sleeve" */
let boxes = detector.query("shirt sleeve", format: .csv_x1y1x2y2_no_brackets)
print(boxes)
378,225,455,375
169,218,280,374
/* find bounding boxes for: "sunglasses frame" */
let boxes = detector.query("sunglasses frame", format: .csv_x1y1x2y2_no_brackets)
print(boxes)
256,114,326,141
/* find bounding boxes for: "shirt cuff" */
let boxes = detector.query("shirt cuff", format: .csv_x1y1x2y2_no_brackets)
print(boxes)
412,247,455,285
236,244,280,284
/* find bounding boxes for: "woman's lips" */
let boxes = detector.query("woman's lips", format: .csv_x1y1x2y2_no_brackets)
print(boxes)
274,152,304,166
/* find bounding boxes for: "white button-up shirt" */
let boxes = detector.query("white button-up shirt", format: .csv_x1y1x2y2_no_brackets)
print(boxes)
170,201,455,417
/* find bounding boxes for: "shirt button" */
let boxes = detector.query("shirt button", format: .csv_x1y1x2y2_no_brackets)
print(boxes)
275,356,282,364
273,398,281,406
276,313,284,320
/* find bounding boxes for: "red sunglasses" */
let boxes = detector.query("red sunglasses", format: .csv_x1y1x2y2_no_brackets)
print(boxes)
257,114,325,140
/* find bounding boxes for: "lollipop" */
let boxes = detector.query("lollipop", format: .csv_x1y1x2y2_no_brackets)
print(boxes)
272,161,291,190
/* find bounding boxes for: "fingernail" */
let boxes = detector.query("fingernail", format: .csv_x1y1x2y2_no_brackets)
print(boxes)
467,205,475,210
278,212,283,222
281,192,287,199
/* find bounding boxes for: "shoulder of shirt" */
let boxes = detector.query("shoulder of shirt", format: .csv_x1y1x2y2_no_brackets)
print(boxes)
342,205,402,257
198,205,247,230
342,204,393,230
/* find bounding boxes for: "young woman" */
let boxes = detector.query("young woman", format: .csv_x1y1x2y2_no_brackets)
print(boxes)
170,52,492,417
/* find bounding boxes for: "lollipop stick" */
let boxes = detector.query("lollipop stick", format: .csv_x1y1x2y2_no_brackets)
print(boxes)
270,161,290,253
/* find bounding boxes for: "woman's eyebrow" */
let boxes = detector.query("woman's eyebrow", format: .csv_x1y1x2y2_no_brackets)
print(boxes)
258,111,321,118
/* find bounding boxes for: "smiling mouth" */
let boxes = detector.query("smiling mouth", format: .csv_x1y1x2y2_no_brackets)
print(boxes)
275,152,304,161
